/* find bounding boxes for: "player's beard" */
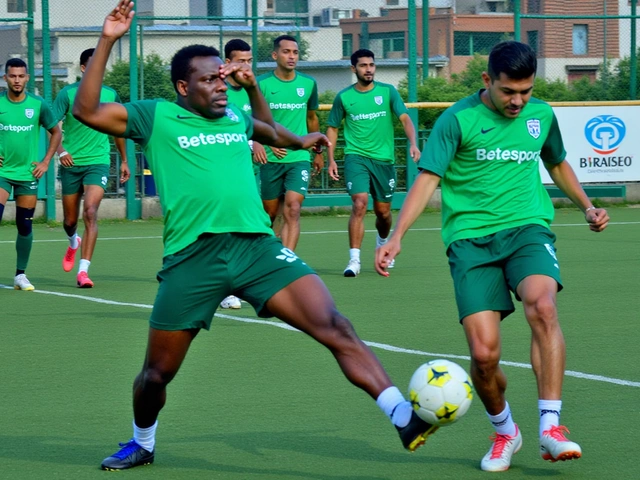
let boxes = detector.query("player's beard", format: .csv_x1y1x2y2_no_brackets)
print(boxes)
9,84,24,96
356,73,373,86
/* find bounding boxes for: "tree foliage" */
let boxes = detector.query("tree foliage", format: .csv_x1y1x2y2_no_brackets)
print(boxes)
255,32,310,63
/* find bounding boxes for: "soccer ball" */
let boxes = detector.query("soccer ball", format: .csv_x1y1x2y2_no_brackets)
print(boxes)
408,359,474,426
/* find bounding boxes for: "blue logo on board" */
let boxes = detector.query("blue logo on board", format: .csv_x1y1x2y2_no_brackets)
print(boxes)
584,115,626,154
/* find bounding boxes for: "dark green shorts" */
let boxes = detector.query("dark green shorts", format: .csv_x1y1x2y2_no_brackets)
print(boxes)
344,154,396,202
0,176,39,196
260,161,310,200
60,164,109,195
150,233,316,331
447,224,563,322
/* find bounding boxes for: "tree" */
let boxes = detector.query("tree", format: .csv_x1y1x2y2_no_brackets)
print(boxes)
104,53,175,103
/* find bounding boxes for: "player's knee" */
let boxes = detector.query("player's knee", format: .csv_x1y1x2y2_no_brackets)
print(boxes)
141,365,177,388
284,201,301,220
15,207,34,236
523,296,557,326
469,343,500,377
83,204,99,224
352,198,368,216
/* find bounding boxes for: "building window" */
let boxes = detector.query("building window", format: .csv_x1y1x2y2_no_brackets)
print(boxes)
572,25,588,55
527,0,540,14
7,0,30,12
275,0,309,14
207,0,221,16
369,32,405,59
453,32,510,56
567,68,597,83
342,34,353,58
527,30,539,54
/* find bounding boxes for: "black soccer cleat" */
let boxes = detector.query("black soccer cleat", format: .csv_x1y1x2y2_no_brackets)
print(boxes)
396,411,439,452
100,439,155,471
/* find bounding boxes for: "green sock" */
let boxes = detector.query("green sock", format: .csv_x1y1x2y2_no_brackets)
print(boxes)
16,233,33,271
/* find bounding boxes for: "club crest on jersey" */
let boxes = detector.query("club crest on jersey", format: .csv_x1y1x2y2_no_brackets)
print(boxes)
297,88,305,97
526,119,541,139
225,108,239,122
374,96,383,105
24,108,34,119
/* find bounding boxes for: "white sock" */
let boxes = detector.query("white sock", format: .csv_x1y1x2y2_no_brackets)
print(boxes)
487,402,517,437
68,233,79,249
133,420,157,452
539,399,562,438
78,259,90,273
376,234,388,247
376,386,411,427
349,248,360,262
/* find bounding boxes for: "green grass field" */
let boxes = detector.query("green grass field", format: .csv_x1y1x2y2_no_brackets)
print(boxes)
1,207,639,479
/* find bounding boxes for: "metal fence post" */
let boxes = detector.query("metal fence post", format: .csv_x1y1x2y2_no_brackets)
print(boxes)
631,1,637,100
41,0,56,221
27,0,35,92
407,0,419,188
126,14,141,220
252,0,258,72
422,2,429,81
514,0,521,42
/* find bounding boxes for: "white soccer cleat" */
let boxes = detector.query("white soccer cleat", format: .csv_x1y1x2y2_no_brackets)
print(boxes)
14,273,35,291
480,425,523,472
220,295,242,309
540,425,582,462
343,259,361,277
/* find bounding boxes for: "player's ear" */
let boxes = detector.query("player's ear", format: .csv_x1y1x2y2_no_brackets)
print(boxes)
271,50,277,61
350,65,356,74
225,58,231,65
175,79,188,97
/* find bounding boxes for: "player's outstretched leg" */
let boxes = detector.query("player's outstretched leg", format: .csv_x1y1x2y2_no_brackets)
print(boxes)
266,274,438,451
101,328,199,470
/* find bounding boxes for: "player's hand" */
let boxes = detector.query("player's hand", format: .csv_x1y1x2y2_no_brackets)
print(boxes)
252,141,268,164
32,161,49,179
312,153,324,177
300,132,331,151
220,62,256,89
327,160,339,181
586,207,609,232
269,146,288,159
102,1,135,42
375,236,401,277
120,161,131,183
59,152,74,167
410,145,421,163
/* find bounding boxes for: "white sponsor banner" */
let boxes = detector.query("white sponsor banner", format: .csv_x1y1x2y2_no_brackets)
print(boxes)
540,106,640,183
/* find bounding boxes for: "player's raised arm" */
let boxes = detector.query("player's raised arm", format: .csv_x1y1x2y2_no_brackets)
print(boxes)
251,119,330,152
220,62,275,128
73,1,134,136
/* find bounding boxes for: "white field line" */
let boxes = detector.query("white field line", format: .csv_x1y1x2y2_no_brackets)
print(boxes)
2,284,639,389
0,221,639,244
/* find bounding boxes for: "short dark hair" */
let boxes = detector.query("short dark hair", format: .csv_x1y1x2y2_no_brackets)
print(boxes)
487,41,537,80
171,44,220,92
80,48,95,66
5,57,27,73
273,35,297,51
224,39,251,60
350,49,375,66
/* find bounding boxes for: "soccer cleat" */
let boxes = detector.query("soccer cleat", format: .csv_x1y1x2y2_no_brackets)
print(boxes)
343,259,361,277
540,425,582,462
481,425,523,472
63,237,81,272
396,411,439,452
220,295,242,309
13,274,35,291
101,439,154,471
77,271,94,288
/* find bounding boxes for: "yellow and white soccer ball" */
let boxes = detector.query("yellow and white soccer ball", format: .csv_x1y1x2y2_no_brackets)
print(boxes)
408,359,474,426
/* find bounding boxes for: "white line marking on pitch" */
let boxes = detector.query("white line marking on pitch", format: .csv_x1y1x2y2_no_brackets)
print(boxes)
1,221,639,244
2,284,638,388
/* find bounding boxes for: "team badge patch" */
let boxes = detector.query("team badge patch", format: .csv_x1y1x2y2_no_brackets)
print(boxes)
526,119,541,139
225,108,239,122
25,108,34,119
374,96,383,105
297,88,305,97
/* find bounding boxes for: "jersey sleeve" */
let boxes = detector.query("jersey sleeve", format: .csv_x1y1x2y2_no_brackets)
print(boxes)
241,110,254,139
308,80,319,111
390,87,409,118
417,109,462,177
327,93,345,128
39,100,59,130
114,92,122,104
51,89,69,122
540,112,566,165
123,100,158,146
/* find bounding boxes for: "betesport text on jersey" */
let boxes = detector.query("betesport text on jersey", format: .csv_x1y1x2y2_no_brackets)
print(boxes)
476,148,541,164
0,123,35,133
177,132,248,149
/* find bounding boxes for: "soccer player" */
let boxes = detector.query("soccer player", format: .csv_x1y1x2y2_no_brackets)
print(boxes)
256,35,323,251
52,48,130,288
74,2,436,470
327,49,420,277
375,41,609,472
0,58,61,291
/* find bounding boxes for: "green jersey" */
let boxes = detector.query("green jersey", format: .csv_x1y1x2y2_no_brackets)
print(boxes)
225,81,252,115
327,82,408,163
0,91,57,181
419,91,565,248
258,71,318,163
123,100,272,256
53,82,120,166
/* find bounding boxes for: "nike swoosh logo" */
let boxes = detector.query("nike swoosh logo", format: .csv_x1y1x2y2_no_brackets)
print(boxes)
270,91,279,95
0,111,6,114
177,115,191,119
481,127,496,134
350,102,357,106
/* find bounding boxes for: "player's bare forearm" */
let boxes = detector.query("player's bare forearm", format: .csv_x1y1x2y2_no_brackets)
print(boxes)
246,85,275,128
400,113,418,148
545,160,593,212
391,170,440,240
114,136,128,163
326,127,339,162
43,127,62,164
306,110,319,133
